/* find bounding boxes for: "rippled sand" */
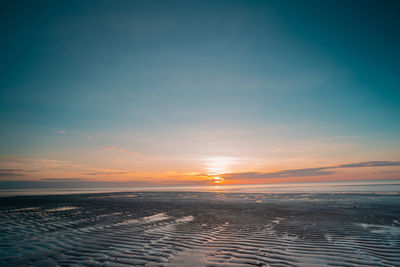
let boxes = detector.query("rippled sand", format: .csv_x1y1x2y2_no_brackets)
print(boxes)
1,192,399,266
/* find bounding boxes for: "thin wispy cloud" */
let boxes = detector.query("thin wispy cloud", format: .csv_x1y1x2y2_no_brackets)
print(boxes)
337,161,400,168
222,161,400,180
58,130,100,139
0,179,151,189
58,130,67,136
85,171,133,176
0,157,111,178
0,169,25,172
40,178,88,181
0,172,22,177
0,168,38,178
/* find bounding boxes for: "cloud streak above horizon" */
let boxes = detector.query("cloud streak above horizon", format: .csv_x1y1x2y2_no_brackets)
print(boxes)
222,161,400,180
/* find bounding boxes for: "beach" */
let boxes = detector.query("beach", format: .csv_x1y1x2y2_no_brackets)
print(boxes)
1,191,399,266
2,0,400,265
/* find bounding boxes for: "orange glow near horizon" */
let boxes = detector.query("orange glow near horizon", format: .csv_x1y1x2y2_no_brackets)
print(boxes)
1,155,400,187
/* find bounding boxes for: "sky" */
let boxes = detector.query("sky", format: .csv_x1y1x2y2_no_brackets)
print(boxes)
1,0,400,188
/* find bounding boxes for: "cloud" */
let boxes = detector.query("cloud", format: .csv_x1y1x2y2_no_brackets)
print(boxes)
222,160,400,180
0,169,25,172
338,161,400,168
0,168,38,177
0,157,98,175
58,130,101,139
40,178,88,181
0,172,21,177
85,171,133,176
0,180,150,189
0,156,140,180
223,169,335,180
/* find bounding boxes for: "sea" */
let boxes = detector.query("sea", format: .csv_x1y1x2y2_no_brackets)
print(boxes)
1,179,399,197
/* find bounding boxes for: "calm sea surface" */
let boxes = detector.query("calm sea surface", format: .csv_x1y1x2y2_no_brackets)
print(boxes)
1,180,399,197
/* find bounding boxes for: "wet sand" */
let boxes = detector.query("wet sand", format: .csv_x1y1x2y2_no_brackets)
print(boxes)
1,192,399,266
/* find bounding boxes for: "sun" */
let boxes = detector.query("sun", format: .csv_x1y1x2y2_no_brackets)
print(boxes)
205,156,236,184
209,176,225,184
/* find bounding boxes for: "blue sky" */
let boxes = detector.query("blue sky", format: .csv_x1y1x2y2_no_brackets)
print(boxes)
1,0,399,187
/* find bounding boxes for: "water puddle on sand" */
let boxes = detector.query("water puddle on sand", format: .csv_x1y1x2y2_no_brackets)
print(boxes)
175,215,194,223
357,223,400,235
45,206,78,212
115,212,170,226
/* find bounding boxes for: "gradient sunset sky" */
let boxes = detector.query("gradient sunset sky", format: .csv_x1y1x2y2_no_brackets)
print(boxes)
1,0,400,188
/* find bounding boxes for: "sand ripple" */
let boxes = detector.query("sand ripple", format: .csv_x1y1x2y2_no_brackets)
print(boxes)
0,192,399,266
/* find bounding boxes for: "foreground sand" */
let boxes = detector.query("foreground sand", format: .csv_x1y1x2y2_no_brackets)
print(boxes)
1,192,399,266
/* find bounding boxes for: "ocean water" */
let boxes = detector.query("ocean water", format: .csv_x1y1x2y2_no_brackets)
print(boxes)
1,180,399,197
